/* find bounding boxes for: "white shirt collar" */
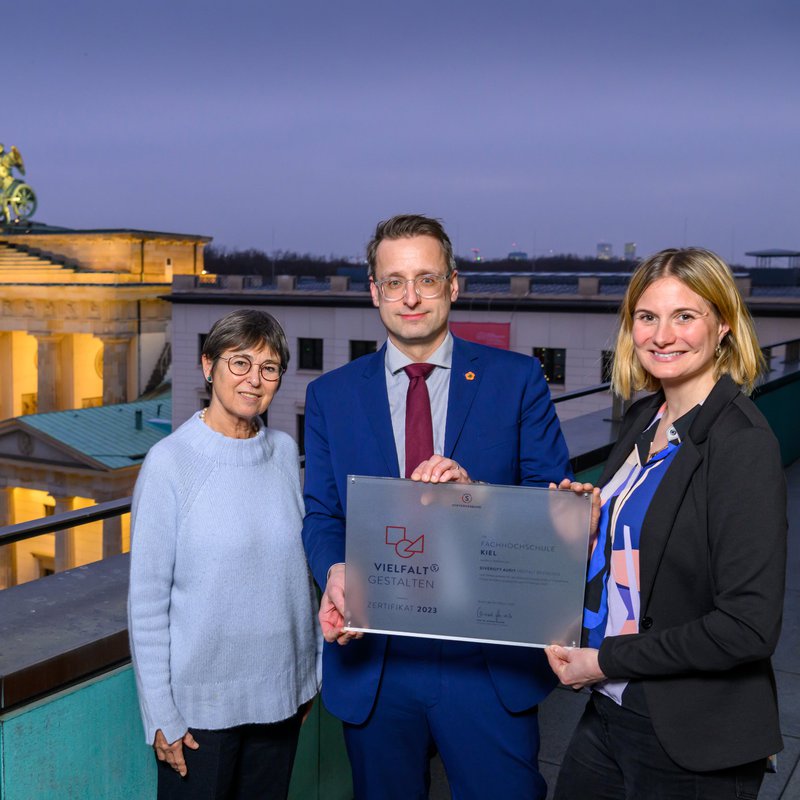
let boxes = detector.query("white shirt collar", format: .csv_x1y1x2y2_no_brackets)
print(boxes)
385,332,453,374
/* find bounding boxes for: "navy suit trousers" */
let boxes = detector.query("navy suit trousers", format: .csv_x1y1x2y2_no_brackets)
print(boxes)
342,636,548,800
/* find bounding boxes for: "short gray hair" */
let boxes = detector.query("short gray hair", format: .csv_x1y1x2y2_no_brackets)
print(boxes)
202,309,290,373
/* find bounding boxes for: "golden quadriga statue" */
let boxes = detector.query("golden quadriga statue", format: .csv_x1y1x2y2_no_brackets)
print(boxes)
0,144,37,223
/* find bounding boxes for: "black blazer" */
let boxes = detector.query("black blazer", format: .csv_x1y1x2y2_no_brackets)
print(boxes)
595,375,787,771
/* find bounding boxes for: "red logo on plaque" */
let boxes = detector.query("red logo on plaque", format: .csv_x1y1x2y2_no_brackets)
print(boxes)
385,525,425,558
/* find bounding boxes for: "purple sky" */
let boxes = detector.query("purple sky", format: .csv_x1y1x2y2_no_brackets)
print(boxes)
8,1,799,263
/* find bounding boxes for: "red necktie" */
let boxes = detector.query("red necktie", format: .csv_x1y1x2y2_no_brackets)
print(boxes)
403,363,435,478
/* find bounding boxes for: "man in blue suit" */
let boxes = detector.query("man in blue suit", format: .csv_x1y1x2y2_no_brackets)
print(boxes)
302,214,571,799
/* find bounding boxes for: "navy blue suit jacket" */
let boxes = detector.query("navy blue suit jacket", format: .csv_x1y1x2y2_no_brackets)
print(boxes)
302,336,572,724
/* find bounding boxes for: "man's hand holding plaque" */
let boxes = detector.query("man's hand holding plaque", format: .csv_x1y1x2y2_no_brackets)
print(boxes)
322,456,466,647
409,455,472,485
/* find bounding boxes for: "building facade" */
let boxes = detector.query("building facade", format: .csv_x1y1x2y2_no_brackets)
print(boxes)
0,224,208,587
0,225,209,418
168,274,800,445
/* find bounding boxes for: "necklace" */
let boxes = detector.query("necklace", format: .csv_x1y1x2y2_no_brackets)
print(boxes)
648,443,664,459
199,407,258,438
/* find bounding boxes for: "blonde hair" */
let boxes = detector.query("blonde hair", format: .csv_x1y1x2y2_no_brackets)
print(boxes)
611,248,764,398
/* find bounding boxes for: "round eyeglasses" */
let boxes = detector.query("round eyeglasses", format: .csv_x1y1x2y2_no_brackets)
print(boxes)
373,273,452,302
217,355,284,382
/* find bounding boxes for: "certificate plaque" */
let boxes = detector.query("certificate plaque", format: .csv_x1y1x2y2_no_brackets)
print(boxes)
344,476,591,648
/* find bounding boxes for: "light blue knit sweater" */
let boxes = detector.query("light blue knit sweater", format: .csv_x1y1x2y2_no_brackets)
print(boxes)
128,413,321,745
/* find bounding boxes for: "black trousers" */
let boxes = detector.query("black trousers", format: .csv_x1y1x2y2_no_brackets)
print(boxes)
156,714,303,800
554,692,765,800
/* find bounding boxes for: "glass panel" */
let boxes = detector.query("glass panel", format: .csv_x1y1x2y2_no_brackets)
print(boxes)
345,476,591,648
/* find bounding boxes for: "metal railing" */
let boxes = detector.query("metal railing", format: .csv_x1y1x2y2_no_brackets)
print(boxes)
0,497,131,548
762,336,800,372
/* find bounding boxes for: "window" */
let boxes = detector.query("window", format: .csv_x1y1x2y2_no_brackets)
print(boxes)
350,340,377,361
296,413,305,456
298,338,324,371
21,392,38,415
33,553,55,578
532,347,566,386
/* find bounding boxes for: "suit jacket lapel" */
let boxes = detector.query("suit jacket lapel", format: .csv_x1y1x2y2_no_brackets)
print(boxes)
598,393,663,486
357,345,400,477
444,337,482,457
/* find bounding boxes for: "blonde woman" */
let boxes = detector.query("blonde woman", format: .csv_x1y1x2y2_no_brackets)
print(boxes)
547,248,786,799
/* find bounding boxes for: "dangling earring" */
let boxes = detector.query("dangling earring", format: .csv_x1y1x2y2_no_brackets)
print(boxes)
714,343,722,358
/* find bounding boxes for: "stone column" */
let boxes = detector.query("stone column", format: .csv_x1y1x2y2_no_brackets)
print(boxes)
102,515,123,558
0,332,13,421
99,336,132,405
34,333,64,413
0,487,16,589
52,495,76,573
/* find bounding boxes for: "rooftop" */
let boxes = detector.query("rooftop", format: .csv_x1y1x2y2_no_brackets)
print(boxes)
168,271,800,310
1,368,798,798
746,249,800,258
0,220,212,242
2,393,171,470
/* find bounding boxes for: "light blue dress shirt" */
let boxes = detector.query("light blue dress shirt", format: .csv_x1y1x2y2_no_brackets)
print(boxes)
384,333,453,476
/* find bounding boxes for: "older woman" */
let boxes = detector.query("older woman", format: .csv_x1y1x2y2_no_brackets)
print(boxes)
547,248,787,799
128,309,320,800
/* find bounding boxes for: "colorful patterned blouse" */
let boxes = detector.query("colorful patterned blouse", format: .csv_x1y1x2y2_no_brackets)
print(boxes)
583,404,699,710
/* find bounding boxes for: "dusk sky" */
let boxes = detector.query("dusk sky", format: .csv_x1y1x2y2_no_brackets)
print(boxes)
8,1,799,263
